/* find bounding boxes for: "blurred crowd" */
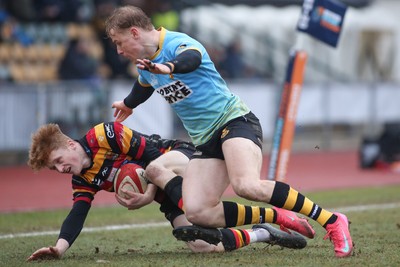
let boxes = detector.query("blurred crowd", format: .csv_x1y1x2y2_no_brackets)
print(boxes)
0,0,260,83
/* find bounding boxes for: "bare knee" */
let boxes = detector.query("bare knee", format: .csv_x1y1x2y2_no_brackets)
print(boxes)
184,207,205,225
185,204,222,227
144,162,165,182
231,180,260,201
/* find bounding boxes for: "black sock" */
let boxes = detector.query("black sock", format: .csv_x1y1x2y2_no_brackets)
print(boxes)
164,176,183,208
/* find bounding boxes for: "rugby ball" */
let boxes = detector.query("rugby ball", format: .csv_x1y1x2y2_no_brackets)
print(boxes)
114,163,148,198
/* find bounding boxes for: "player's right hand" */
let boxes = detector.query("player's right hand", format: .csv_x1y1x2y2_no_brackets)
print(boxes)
112,100,133,122
115,189,149,210
26,246,61,261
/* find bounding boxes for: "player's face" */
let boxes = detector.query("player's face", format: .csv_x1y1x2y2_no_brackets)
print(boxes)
109,27,144,62
47,146,83,176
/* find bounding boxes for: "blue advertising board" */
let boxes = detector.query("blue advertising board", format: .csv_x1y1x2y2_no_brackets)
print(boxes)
297,0,348,47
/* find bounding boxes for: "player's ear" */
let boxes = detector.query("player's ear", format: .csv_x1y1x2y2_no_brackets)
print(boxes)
67,139,76,150
130,27,139,39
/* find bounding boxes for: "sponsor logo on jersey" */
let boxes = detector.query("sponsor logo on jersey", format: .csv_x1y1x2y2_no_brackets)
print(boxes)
176,44,188,53
93,176,102,186
105,123,115,138
108,167,119,182
156,80,193,104
104,151,119,161
101,167,109,177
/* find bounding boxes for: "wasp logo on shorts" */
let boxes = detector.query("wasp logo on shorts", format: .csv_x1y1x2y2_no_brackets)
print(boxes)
156,80,192,104
192,150,203,156
221,127,229,139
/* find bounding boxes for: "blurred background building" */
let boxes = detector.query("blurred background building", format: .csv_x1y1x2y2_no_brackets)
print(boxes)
0,0,399,166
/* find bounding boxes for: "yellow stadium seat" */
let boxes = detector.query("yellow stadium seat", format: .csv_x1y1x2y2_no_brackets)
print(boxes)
10,43,25,63
0,44,12,63
9,62,25,81
41,62,58,81
24,44,41,63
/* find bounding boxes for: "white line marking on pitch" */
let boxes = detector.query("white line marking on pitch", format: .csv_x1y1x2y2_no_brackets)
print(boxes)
332,202,400,213
1,202,399,240
0,222,170,240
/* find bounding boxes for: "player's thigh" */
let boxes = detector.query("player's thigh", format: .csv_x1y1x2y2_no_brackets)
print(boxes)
222,138,276,201
159,150,189,175
147,151,189,176
222,137,263,186
183,158,229,210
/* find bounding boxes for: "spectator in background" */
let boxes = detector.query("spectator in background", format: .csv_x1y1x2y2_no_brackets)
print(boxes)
102,37,135,79
58,36,107,127
0,3,11,40
219,38,246,79
0,15,33,45
58,37,100,81
218,37,258,80
151,0,180,31
34,0,88,23
4,0,37,22
92,0,134,79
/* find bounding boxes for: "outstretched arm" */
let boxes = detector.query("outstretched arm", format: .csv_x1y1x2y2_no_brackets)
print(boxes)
112,81,154,122
113,49,202,123
137,49,202,74
27,238,69,261
26,200,91,261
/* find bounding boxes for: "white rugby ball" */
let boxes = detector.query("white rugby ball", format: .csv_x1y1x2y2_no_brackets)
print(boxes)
114,163,148,198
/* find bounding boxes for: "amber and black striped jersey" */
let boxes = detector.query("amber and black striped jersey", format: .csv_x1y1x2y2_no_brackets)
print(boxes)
71,122,191,205
59,122,194,246
71,122,160,204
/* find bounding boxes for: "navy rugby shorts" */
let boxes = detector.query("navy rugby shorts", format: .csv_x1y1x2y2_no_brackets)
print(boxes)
191,111,263,160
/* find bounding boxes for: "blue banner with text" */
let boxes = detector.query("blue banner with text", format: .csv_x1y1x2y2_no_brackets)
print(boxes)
297,0,347,47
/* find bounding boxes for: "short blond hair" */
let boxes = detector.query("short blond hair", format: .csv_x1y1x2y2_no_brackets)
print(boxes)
28,124,70,171
105,6,154,37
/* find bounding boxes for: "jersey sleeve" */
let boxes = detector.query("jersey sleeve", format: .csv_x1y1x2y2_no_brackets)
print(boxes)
63,176,98,246
125,128,163,165
123,81,155,109
58,200,91,246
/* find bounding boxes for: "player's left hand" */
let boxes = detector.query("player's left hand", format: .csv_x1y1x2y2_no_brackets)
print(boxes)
112,100,133,122
136,59,171,74
27,246,61,261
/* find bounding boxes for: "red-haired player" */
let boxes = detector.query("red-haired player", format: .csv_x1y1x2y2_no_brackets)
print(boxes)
27,122,310,261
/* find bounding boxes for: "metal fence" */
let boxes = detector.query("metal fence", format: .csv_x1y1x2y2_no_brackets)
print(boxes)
1,80,399,159
0,81,111,150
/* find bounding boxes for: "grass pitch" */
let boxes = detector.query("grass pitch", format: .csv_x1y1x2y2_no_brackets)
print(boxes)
1,185,400,267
